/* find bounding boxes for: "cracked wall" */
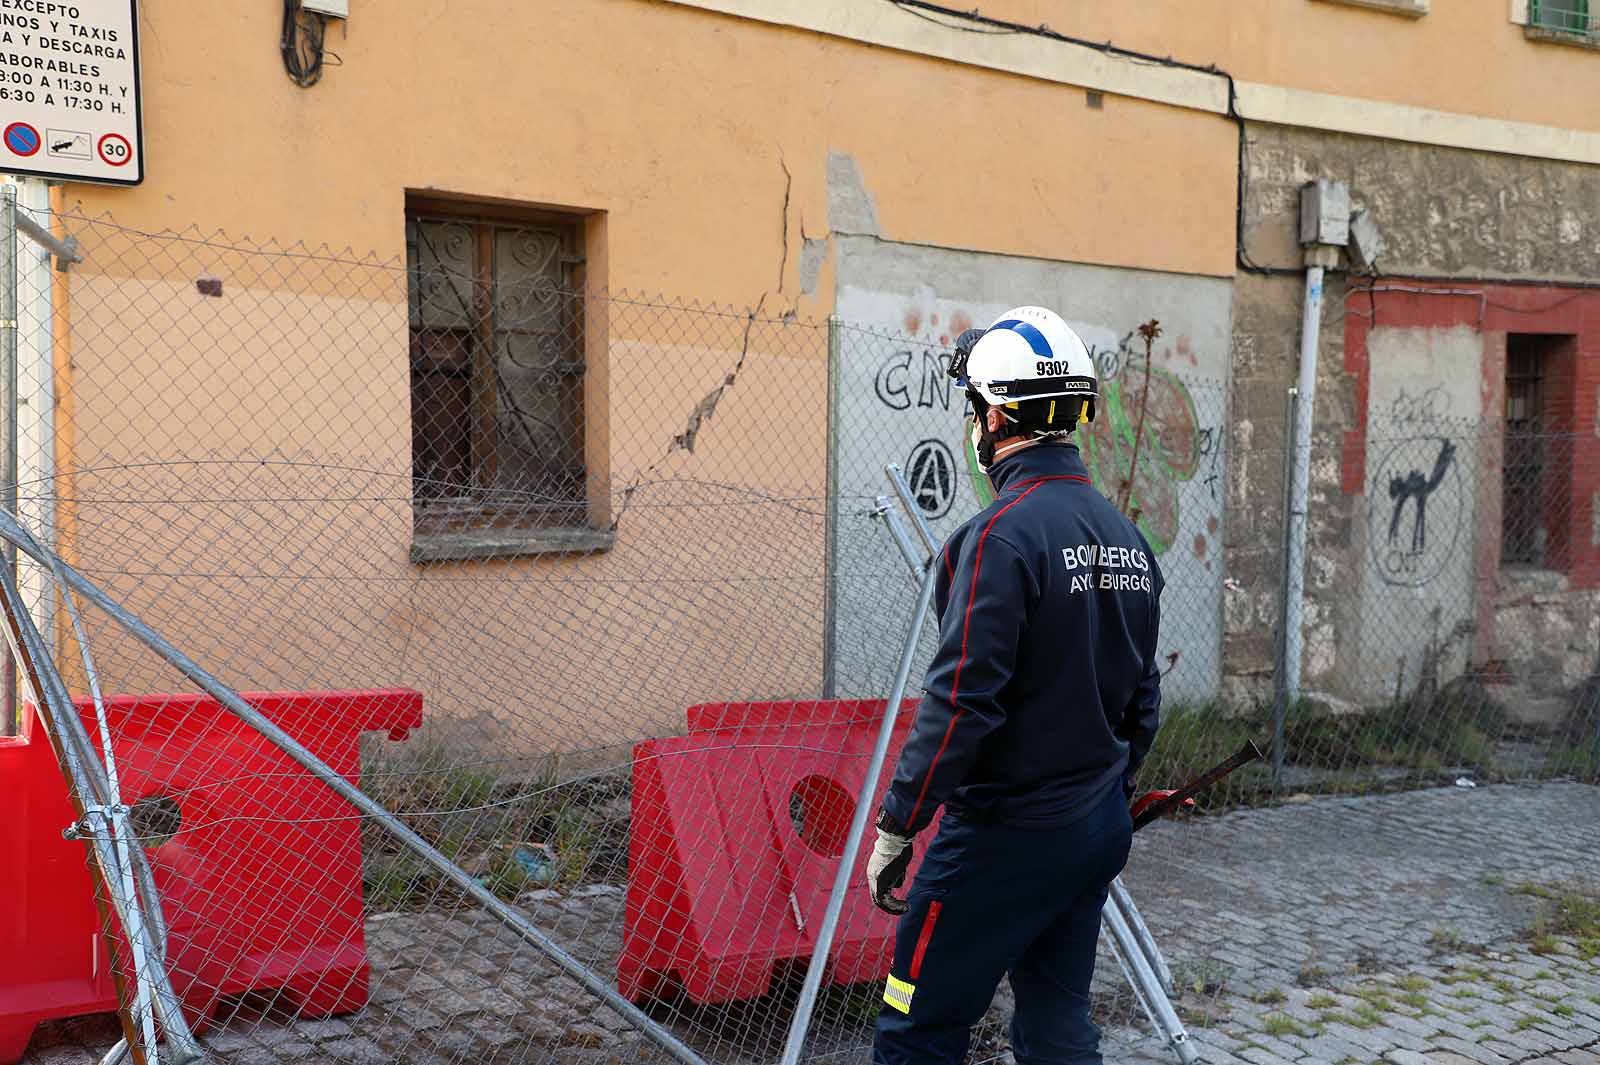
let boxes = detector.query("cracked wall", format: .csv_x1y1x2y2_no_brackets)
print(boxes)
828,229,1234,704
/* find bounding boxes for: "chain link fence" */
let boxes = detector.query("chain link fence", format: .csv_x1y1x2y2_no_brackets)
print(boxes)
1,202,1595,1065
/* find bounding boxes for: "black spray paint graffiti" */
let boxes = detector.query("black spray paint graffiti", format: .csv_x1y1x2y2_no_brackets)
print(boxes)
905,438,957,519
1196,426,1221,501
875,349,954,411
1389,385,1449,424
1387,439,1456,555
1370,436,1465,587
1084,329,1138,383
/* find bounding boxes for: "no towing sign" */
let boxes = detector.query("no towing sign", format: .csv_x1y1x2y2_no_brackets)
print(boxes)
0,0,141,185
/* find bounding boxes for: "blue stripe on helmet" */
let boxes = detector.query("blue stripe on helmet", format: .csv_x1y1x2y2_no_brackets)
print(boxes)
989,319,1054,359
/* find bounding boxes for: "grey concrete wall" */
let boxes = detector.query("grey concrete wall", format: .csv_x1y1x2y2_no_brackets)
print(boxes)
1225,122,1600,704
1236,125,1600,283
828,235,1233,706
1357,326,1484,703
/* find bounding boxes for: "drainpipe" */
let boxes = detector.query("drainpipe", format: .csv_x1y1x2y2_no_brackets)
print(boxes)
1277,180,1348,777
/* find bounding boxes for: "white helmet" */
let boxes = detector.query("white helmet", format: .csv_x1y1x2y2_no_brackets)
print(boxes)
953,306,1098,427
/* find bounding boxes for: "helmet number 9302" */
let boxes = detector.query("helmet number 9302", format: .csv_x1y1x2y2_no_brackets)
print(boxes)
1035,360,1072,376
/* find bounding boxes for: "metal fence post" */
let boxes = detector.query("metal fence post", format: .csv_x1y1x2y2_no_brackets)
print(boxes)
823,314,842,699
1272,386,1300,792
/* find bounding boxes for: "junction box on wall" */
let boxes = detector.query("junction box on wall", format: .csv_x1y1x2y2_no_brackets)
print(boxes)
301,0,348,17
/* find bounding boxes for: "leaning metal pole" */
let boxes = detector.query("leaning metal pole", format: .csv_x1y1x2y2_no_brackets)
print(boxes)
44,661,196,1065
20,615,195,1065
1103,901,1198,1065
0,510,707,1065
24,600,186,1065
887,463,940,559
54,559,162,1061
1110,877,1174,995
0,545,201,1064
778,512,940,1065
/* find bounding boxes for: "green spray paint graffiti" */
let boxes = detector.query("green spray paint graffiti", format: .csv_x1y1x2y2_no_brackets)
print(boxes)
962,365,1199,554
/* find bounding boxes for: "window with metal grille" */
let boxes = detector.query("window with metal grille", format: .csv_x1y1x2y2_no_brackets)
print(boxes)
1530,0,1593,33
1502,335,1550,566
405,202,588,539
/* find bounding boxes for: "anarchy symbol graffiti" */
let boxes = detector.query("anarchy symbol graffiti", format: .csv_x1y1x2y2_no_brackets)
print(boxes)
906,438,957,519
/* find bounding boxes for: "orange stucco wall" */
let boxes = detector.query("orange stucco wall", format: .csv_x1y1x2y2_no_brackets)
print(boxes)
69,0,1237,298
973,0,1600,136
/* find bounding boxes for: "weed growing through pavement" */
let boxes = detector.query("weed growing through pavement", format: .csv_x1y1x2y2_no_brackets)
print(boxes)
1260,1014,1309,1039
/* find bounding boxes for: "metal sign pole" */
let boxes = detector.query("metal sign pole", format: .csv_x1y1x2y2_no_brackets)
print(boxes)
1,185,16,734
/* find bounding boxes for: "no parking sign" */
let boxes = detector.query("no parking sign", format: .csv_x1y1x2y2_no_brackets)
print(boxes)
0,0,142,185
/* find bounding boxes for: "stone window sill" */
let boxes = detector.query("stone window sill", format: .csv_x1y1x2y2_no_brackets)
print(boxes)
1312,0,1429,15
410,526,615,564
1523,25,1600,50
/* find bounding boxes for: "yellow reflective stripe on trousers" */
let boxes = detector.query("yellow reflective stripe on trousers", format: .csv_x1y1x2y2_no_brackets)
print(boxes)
883,974,915,1014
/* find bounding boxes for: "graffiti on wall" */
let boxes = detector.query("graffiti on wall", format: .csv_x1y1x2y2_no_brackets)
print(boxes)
1079,366,1202,555
832,255,1233,702
1368,387,1468,587
904,437,958,519
955,359,1206,557
875,348,955,412
1387,440,1456,555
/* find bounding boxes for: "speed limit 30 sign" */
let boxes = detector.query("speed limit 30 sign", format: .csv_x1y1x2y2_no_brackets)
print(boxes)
0,1,143,185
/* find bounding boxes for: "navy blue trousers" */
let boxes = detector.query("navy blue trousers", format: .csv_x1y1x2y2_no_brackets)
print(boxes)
872,785,1133,1065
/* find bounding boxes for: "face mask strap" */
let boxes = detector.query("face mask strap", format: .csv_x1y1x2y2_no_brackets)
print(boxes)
966,390,998,469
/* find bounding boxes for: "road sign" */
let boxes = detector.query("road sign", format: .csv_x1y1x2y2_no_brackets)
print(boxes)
3,122,39,156
0,1,142,185
46,127,90,159
96,131,128,166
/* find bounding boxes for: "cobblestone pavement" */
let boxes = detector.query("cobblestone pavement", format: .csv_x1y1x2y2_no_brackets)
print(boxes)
19,781,1600,1064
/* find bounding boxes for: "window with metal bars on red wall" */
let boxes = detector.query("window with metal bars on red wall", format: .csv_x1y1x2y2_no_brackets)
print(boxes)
1342,283,1600,590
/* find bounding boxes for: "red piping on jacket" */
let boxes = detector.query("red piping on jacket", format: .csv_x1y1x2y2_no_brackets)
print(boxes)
903,477,1078,826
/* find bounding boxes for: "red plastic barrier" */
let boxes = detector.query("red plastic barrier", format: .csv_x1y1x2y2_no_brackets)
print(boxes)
0,688,421,1063
619,698,940,1005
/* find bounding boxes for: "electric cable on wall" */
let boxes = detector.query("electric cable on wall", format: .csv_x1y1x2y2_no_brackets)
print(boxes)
281,0,331,87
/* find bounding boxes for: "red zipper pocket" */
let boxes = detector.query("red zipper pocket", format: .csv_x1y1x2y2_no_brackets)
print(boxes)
910,900,943,980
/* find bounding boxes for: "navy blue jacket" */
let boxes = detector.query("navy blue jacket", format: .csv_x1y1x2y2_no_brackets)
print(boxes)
880,441,1164,834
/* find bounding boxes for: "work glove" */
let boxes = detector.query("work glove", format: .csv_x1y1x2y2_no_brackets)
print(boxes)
866,826,915,916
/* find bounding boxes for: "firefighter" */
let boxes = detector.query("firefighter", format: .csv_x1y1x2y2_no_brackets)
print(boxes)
866,306,1165,1065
